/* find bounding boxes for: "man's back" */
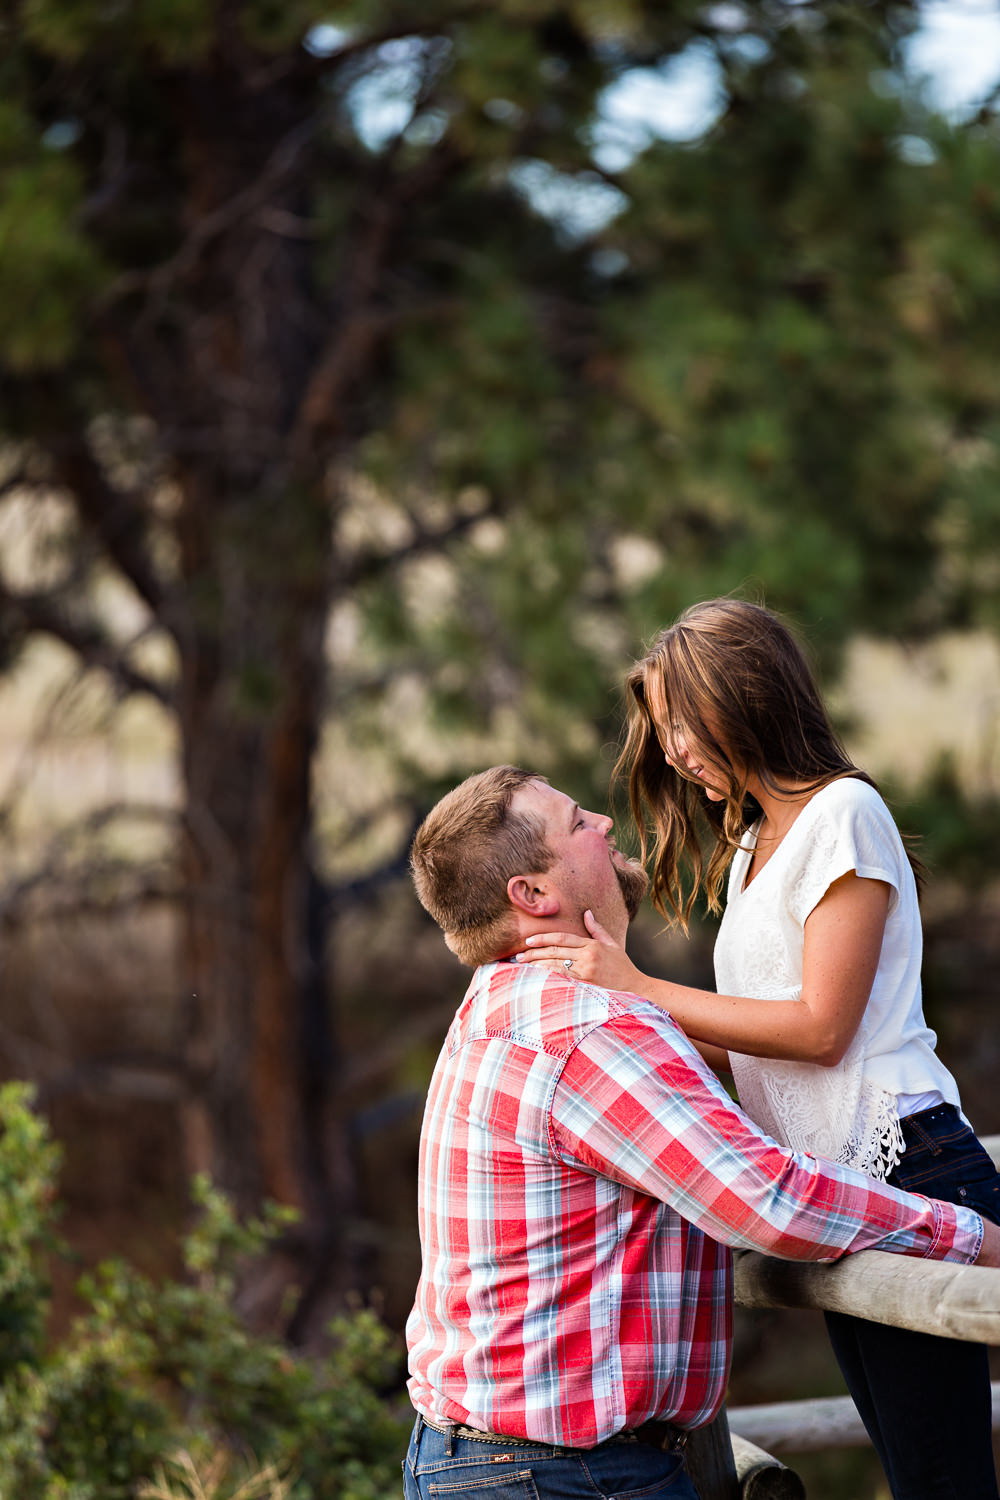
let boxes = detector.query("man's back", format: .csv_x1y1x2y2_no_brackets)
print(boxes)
408,958,985,1449
407,959,737,1445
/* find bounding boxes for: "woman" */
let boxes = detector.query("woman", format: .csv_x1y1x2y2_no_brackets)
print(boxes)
517,597,1000,1500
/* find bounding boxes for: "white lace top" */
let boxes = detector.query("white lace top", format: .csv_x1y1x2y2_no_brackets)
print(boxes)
716,777,961,1180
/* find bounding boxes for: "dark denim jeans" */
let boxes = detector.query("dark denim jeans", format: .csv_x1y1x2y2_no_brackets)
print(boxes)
402,1414,698,1500
826,1103,1000,1500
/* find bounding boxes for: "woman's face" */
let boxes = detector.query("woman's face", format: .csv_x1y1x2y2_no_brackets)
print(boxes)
658,714,731,803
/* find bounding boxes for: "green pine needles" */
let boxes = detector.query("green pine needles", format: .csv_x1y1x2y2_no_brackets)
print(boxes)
0,1084,408,1500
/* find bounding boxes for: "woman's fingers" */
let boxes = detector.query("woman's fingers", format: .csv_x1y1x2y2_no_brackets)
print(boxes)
514,926,621,981
514,935,593,970
523,931,583,949
515,945,581,963
582,910,615,944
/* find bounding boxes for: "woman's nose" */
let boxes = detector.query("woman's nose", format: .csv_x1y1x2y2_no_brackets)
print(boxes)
663,728,685,764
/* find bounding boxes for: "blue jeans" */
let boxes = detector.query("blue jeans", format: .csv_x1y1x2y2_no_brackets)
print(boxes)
402,1414,698,1500
826,1104,1000,1500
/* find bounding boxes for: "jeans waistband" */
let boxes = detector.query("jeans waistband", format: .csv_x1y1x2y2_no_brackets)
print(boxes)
899,1102,965,1153
417,1412,688,1453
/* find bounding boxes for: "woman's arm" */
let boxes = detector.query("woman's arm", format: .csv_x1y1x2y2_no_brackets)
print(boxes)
516,871,891,1066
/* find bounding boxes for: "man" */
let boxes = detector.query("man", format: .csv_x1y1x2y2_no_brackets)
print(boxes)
404,766,999,1500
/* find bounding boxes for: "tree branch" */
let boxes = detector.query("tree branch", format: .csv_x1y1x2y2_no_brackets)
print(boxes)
98,113,324,313
0,873,180,933
0,583,175,706
49,453,166,623
0,376,167,618
0,806,179,929
290,143,466,461
35,1054,189,1104
342,489,502,588
0,465,36,505
330,844,417,908
300,3,494,74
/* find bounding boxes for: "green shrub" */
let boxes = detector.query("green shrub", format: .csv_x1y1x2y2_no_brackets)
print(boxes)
0,1080,62,1375
0,1083,409,1500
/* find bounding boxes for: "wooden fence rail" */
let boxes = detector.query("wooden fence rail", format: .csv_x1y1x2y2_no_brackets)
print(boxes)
728,1383,1000,1455
733,1242,1000,1342
688,1135,1000,1499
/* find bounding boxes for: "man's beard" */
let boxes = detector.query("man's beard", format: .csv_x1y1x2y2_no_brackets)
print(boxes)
614,854,649,921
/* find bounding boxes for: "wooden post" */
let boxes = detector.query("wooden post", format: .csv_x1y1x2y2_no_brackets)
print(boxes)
684,1413,805,1499
732,1434,806,1499
685,1407,739,1500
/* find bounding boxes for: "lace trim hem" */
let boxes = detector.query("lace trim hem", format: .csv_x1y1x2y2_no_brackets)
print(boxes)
839,1090,905,1182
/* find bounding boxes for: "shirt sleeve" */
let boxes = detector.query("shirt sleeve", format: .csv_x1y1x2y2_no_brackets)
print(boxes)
549,1002,983,1265
785,781,903,927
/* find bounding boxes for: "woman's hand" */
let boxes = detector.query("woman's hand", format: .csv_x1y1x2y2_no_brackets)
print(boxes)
515,916,732,1075
514,910,642,993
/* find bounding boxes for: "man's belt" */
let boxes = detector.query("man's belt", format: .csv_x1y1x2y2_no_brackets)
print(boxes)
420,1412,688,1452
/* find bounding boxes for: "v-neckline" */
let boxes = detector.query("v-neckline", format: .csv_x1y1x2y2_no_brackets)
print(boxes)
737,776,858,894
739,821,786,895
738,799,812,894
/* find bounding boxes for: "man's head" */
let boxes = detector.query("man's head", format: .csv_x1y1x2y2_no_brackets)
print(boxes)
410,765,648,966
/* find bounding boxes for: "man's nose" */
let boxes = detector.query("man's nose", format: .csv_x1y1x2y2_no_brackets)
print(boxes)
582,807,613,835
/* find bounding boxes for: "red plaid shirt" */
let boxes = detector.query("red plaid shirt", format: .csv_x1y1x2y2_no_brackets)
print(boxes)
406,962,983,1447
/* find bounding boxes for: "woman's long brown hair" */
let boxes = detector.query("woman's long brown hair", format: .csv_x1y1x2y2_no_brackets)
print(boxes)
615,598,918,929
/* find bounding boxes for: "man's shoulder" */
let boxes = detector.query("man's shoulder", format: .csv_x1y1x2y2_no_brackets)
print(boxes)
457,961,652,1060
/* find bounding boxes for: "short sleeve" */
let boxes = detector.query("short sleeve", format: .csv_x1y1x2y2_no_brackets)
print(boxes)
785,781,903,928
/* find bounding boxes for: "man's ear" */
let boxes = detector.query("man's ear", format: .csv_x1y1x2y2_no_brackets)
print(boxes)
507,874,561,918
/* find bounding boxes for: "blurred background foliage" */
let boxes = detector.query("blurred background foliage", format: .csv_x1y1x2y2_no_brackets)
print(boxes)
1,0,1000,1494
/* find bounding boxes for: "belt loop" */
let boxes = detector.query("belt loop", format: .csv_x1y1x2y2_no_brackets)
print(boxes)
445,1423,454,1457
414,1413,425,1454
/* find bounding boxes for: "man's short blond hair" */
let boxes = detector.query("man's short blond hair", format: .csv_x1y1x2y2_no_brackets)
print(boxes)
410,766,553,967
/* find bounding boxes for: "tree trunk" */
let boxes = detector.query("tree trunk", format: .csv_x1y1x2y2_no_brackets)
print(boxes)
158,61,346,1272
177,572,326,1212
88,51,388,1325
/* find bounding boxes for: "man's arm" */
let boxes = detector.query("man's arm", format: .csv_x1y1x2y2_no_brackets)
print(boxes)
551,1004,983,1266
